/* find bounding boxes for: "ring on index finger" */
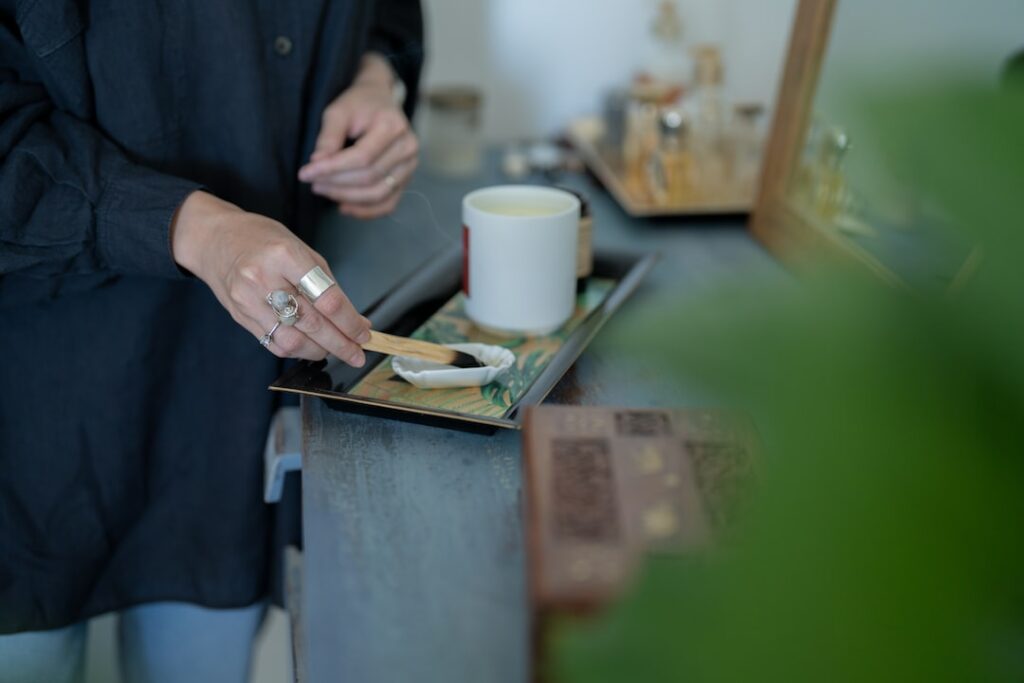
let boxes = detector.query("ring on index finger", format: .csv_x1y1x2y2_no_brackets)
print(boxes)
297,266,336,303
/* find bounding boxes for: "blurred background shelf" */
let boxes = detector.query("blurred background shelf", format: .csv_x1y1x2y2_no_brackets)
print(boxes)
567,116,753,217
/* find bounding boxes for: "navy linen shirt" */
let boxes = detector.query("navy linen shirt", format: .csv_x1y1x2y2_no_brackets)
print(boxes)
0,0,422,633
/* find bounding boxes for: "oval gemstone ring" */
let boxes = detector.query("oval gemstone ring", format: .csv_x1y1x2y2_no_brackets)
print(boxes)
267,290,300,326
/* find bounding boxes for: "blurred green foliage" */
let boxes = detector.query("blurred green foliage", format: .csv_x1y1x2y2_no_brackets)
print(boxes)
553,86,1024,682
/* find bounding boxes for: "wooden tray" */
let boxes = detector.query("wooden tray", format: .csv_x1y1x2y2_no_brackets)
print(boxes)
270,246,657,432
567,116,753,217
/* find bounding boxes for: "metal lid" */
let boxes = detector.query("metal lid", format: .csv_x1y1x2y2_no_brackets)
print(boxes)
819,126,852,166
424,87,483,111
824,126,851,153
659,108,687,137
733,102,765,119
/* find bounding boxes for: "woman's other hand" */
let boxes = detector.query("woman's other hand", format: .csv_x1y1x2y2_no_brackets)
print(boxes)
298,53,419,219
170,191,371,366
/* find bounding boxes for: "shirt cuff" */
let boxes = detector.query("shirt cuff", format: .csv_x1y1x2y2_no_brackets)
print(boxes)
364,42,420,118
363,50,407,108
95,163,202,279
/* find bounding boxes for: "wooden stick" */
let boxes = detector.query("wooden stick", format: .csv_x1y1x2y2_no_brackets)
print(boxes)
363,331,482,368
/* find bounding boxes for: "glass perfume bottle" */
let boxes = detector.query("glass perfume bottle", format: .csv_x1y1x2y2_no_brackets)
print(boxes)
656,109,694,204
623,96,662,199
730,102,765,196
622,100,644,188
814,126,851,222
792,116,823,207
691,45,727,196
601,88,630,158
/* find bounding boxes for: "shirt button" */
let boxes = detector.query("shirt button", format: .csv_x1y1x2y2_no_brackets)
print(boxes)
274,35,293,56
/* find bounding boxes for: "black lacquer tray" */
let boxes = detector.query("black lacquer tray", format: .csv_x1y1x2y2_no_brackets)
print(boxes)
270,247,657,432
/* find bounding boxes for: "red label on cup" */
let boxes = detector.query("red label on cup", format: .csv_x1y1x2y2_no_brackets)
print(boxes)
462,225,470,297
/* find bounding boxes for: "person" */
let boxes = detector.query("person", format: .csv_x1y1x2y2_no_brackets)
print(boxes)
0,1,423,681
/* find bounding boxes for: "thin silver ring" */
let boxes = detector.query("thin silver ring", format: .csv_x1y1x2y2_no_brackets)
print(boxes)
266,290,300,326
259,321,282,348
383,173,397,191
297,266,336,303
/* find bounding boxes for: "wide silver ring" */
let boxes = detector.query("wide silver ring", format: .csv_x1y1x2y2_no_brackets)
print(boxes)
259,321,282,348
267,290,300,326
297,266,336,303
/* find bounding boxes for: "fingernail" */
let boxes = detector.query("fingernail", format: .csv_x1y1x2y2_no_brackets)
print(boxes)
356,329,371,345
349,351,366,368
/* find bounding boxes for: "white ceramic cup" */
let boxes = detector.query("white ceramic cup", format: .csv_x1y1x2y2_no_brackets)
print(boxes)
462,185,581,337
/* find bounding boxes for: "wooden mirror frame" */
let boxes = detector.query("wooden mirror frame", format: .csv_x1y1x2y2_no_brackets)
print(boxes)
749,0,902,285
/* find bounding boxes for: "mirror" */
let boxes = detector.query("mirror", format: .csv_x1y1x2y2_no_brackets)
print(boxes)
752,0,1023,289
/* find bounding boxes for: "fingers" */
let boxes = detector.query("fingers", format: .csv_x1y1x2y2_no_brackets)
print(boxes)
299,109,409,180
241,310,329,361
273,256,372,365
299,95,419,220
290,297,367,367
225,239,370,366
311,159,416,206
309,102,355,164
305,283,371,353
310,133,419,190
244,288,367,366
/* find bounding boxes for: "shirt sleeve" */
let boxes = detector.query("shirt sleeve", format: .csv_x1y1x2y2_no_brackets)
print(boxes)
0,17,201,285
365,0,425,119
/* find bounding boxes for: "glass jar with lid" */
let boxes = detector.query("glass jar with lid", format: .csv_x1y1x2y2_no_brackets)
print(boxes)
422,86,484,177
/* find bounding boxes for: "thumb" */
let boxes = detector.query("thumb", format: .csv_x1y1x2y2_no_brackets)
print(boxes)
311,105,353,161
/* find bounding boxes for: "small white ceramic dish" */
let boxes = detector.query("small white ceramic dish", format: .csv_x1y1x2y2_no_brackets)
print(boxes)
391,343,516,389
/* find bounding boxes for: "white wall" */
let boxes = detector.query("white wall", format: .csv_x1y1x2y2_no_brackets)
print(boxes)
420,0,798,141
819,0,1024,90
811,0,1024,220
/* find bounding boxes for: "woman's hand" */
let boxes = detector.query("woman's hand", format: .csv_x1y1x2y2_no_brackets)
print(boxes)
298,53,418,219
171,191,371,366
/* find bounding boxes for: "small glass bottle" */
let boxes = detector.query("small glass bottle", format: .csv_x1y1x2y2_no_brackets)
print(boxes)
792,116,823,206
622,99,642,179
656,109,694,204
691,45,727,196
601,88,631,158
813,126,851,222
730,102,765,196
623,96,661,199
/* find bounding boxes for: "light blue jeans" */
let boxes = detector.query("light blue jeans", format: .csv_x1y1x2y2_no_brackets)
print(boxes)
0,601,266,683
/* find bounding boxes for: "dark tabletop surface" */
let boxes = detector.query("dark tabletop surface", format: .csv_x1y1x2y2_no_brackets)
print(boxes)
299,152,787,683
